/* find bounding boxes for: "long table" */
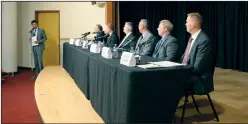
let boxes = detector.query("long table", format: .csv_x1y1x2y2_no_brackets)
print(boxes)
63,43,93,99
63,42,192,123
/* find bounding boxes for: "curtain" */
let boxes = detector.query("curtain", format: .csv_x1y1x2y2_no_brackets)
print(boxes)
119,1,248,72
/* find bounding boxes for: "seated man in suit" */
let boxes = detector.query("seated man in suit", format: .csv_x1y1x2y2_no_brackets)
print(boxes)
94,24,105,42
104,24,119,48
152,20,179,61
135,19,156,56
117,22,137,51
181,12,215,95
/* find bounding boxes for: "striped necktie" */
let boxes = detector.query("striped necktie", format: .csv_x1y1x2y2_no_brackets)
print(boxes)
135,35,143,50
33,29,37,36
182,37,193,64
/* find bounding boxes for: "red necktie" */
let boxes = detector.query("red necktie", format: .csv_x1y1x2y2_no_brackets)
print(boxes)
182,37,193,64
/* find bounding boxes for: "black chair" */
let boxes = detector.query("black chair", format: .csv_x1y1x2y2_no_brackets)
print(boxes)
180,50,219,123
180,90,219,123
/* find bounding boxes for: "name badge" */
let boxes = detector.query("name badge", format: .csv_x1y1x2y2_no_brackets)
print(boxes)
69,38,75,45
101,47,112,59
120,52,136,67
90,44,101,53
74,39,81,46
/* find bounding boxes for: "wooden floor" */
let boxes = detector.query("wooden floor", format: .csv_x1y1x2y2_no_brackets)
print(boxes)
35,66,248,123
175,67,248,123
35,66,104,123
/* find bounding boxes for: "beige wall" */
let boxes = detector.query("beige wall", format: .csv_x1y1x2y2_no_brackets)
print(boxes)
2,2,18,73
17,2,106,67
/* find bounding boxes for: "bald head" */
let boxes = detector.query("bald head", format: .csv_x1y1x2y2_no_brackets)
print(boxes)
138,19,149,33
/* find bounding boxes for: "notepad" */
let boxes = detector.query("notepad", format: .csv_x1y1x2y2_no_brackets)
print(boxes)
136,63,162,69
149,61,184,67
31,36,38,46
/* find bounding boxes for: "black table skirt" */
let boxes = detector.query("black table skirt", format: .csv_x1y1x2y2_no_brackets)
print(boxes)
63,43,93,99
63,42,192,123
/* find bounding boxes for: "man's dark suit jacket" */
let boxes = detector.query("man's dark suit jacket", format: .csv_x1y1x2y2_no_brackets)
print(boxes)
152,34,179,62
135,31,156,56
118,33,137,51
105,32,119,48
30,28,47,50
94,31,105,42
181,30,214,95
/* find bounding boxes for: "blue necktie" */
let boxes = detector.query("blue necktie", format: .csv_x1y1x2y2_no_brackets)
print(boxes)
155,39,163,52
152,38,163,58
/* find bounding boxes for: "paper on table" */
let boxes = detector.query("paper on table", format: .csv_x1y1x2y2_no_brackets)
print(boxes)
136,63,162,69
31,36,38,46
149,61,185,67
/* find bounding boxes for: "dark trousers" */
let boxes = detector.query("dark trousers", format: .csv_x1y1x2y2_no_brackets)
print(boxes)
32,46,44,75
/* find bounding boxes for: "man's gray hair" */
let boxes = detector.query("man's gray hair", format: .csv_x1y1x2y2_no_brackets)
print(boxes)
125,22,133,32
160,20,173,33
140,19,149,29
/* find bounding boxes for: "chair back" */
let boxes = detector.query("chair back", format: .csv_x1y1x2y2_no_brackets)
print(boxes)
212,43,217,76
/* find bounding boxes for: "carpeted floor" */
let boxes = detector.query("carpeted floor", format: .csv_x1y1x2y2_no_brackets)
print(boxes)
1,70,40,123
175,67,248,123
1,67,248,123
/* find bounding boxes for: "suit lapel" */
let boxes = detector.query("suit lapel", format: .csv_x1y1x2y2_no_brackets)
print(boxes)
108,33,113,43
135,35,143,49
154,36,168,56
159,35,169,49
139,33,150,45
122,34,133,47
188,31,202,62
37,28,40,39
121,34,130,44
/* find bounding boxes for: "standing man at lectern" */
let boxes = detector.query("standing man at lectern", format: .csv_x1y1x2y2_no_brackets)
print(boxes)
29,20,47,80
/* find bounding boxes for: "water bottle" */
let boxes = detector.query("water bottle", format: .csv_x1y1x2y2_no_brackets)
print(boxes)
98,41,103,52
113,44,119,59
113,44,117,50
112,44,117,53
130,47,135,54
98,41,101,47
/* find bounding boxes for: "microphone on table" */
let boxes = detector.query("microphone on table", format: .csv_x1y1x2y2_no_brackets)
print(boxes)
81,32,91,37
94,34,109,44
96,34,109,39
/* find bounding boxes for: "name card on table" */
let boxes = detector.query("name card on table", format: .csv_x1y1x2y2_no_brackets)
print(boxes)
69,38,75,45
120,52,136,67
90,44,101,53
82,40,88,49
101,47,112,59
74,39,81,46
